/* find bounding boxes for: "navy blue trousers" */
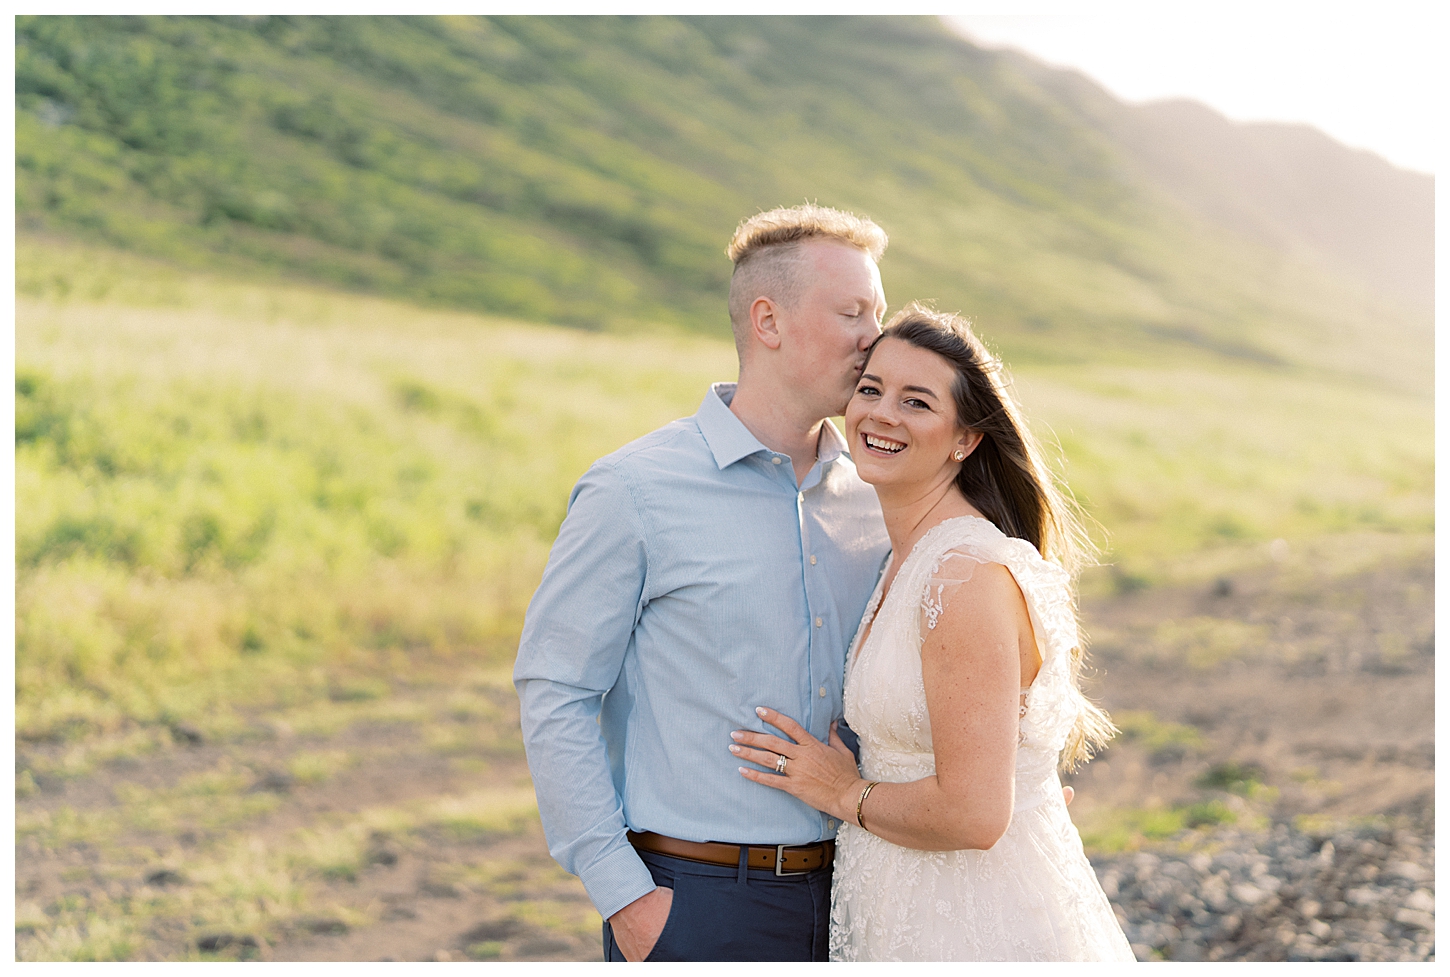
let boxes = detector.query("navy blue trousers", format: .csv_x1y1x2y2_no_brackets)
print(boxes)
602,848,832,962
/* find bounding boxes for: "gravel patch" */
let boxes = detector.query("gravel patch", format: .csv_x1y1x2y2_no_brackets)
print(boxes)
1093,821,1434,961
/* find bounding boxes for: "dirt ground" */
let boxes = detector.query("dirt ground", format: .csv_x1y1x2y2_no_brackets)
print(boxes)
14,542,1433,961
1068,543,1434,833
16,687,602,962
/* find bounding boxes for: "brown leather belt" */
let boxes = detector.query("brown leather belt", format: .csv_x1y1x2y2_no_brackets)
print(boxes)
628,830,834,877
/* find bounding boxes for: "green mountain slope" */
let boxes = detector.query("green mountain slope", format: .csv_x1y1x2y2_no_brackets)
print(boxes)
15,15,1431,389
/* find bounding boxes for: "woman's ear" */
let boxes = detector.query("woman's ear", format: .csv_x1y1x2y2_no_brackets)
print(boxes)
958,430,984,459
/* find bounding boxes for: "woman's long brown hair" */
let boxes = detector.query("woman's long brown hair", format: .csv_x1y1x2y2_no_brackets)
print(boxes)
865,302,1115,770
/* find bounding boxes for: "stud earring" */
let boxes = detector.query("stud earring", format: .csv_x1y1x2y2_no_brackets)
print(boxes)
953,449,966,462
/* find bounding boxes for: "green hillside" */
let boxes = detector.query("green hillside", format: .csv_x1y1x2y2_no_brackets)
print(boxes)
15,15,1430,390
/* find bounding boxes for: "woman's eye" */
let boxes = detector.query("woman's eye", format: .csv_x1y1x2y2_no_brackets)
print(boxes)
905,398,929,410
856,384,880,397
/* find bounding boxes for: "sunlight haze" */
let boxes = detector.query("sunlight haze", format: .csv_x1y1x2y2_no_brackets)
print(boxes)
947,11,1441,174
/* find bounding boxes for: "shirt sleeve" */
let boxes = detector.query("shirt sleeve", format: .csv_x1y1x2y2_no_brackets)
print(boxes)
513,460,657,920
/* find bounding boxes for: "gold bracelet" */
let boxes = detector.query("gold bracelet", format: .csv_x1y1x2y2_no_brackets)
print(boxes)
856,781,881,830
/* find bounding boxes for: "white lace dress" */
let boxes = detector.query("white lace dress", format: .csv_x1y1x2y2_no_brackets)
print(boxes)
830,516,1135,961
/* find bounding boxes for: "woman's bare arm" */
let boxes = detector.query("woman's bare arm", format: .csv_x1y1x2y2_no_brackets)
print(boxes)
857,562,1035,849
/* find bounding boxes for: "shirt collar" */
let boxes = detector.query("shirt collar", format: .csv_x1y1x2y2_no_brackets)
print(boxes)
697,383,767,470
696,382,850,472
817,412,849,466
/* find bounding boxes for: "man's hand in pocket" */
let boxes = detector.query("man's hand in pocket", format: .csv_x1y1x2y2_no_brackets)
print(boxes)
609,885,674,961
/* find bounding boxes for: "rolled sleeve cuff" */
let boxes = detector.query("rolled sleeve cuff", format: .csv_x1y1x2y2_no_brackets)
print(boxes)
581,843,658,921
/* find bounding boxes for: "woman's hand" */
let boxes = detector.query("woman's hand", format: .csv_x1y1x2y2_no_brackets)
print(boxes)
732,706,865,823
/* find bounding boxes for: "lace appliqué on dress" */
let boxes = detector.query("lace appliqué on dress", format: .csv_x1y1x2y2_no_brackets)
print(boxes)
1018,687,1031,745
920,551,980,633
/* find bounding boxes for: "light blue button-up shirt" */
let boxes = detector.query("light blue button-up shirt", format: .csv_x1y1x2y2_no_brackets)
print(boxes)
514,383,889,919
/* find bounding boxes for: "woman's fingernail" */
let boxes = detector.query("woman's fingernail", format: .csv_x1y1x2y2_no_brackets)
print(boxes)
730,731,743,741
756,706,767,717
729,744,741,753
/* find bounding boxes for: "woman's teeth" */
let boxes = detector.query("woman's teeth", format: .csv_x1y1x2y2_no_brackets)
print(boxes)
864,434,905,454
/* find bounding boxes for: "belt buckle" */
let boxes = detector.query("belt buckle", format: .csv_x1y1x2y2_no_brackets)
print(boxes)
774,844,809,877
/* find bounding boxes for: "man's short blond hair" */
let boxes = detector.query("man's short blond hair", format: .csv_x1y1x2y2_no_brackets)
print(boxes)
725,204,887,356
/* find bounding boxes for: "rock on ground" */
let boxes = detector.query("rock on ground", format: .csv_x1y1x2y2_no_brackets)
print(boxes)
1093,820,1434,961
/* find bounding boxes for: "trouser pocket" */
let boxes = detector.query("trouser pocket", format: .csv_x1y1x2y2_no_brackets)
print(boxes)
642,878,686,962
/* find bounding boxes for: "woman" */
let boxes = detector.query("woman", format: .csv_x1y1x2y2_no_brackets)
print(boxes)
729,304,1135,961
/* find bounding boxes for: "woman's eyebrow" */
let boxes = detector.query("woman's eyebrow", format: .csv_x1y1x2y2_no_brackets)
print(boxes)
902,385,939,399
859,373,883,384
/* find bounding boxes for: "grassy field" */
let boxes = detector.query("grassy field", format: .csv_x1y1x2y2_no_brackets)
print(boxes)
16,238,735,743
14,237,1433,959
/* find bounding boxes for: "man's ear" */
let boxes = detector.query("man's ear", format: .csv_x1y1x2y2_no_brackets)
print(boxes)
750,296,783,350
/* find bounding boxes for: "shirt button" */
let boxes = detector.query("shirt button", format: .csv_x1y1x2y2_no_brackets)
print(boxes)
815,617,823,628
819,687,826,697
771,456,782,465
810,555,817,565
828,819,836,829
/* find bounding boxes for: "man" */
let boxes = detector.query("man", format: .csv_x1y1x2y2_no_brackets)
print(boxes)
514,204,892,961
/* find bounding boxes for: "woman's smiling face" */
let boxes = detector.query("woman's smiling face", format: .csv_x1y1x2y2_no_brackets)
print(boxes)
845,337,977,489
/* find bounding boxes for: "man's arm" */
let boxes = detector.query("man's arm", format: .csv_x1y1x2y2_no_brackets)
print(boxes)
514,461,657,922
